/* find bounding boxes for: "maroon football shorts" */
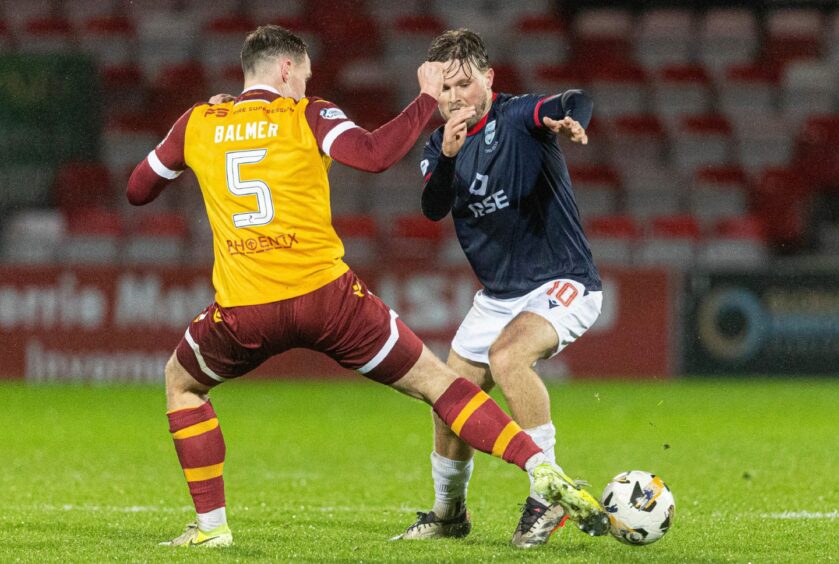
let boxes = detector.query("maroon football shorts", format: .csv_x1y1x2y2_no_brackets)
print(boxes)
175,270,423,387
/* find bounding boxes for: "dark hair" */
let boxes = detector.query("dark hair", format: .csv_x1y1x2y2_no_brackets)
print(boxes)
241,25,308,76
427,29,490,76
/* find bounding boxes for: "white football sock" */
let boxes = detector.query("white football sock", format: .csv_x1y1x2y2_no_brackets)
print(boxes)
525,422,560,505
430,451,473,519
197,507,227,531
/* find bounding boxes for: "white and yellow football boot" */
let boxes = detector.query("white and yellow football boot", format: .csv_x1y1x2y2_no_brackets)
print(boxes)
531,463,610,537
159,522,233,547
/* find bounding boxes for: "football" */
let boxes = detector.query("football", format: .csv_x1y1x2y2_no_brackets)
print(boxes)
600,470,675,545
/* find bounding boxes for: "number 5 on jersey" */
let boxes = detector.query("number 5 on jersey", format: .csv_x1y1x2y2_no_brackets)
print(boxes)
226,149,274,228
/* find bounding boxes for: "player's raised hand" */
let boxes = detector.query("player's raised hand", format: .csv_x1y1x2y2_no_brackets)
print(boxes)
417,61,445,100
543,116,588,145
442,106,477,157
209,93,235,104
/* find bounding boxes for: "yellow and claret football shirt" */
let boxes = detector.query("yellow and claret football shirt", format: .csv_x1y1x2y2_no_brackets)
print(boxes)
146,85,364,307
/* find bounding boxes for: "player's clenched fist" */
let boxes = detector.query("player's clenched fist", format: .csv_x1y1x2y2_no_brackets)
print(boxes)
543,116,588,145
442,107,477,157
418,61,445,100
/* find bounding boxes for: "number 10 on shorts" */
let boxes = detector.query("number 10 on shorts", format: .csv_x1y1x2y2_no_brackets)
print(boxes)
547,281,578,306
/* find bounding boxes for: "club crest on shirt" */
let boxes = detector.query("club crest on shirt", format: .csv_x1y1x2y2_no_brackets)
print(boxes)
484,120,496,145
319,108,347,120
420,159,429,176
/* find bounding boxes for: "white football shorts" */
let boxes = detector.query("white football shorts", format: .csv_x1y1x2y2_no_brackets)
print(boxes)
451,278,602,365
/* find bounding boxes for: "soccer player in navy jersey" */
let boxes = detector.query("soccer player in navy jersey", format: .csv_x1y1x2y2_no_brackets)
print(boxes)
395,29,605,548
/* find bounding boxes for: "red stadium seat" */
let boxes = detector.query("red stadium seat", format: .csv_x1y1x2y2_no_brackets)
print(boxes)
607,114,666,172
530,64,588,97
636,214,701,270
636,9,695,69
124,211,188,264
510,15,569,80
587,63,648,118
698,9,759,71
717,65,780,119
569,165,622,217
19,16,73,53
572,9,634,67
53,162,113,212
80,16,136,67
690,166,751,227
672,114,733,174
795,115,839,192
652,65,713,121
202,15,255,73
764,8,823,69
332,214,379,266
385,213,444,262
586,215,639,266
753,167,811,249
61,208,124,264
697,215,769,270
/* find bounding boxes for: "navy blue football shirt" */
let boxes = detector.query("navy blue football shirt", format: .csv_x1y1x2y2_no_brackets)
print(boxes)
420,92,601,298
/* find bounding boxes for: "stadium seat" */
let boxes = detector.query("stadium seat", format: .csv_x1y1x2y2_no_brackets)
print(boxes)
63,0,115,27
606,114,667,173
201,16,255,74
488,63,524,97
328,165,368,216
495,0,555,22
572,9,634,67
183,0,241,26
529,64,587,99
137,10,199,81
585,215,639,266
332,214,379,266
795,115,839,193
101,114,160,179
123,211,187,264
622,167,683,221
635,214,700,270
0,165,54,209
587,63,648,118
764,8,823,69
652,65,713,121
635,9,695,69
781,61,836,121
698,9,759,72
60,208,124,264
335,59,399,129
509,16,569,84
717,64,779,119
384,15,446,106
689,166,750,227
245,0,306,23
830,10,839,63
696,216,769,270
569,165,622,218
753,167,811,248
730,114,794,174
53,162,113,213
79,16,135,67
0,20,12,53
0,208,66,264
442,0,508,50
671,115,733,175
385,213,444,261
17,16,73,53
561,117,606,166
150,61,209,129
2,0,51,32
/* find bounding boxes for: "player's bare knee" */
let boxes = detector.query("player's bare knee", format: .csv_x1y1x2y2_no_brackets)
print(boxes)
164,354,205,397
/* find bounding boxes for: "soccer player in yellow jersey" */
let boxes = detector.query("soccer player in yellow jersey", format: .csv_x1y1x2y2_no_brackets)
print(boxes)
127,25,606,548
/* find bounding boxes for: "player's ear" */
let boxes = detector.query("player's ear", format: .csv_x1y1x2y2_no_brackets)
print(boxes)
484,68,494,90
279,58,293,83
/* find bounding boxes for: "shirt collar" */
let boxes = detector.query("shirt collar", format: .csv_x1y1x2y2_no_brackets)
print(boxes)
241,84,281,95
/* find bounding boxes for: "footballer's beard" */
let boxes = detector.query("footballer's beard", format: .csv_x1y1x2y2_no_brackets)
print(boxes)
445,89,490,129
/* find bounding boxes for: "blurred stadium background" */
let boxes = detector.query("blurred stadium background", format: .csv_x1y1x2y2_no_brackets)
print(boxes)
1,0,838,382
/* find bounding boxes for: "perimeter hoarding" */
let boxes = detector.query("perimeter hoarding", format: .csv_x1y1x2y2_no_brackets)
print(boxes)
683,271,839,375
0,265,674,382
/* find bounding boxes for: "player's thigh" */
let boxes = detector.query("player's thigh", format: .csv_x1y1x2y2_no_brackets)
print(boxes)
447,348,492,391
515,280,603,359
489,311,560,370
451,291,517,366
390,344,458,403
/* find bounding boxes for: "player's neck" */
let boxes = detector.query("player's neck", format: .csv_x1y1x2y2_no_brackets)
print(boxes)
242,80,285,97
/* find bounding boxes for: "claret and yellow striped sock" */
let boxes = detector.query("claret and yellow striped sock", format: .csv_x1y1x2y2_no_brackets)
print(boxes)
167,401,227,529
433,378,543,470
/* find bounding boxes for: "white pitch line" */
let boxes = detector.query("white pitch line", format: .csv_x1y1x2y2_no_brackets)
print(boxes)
760,511,838,520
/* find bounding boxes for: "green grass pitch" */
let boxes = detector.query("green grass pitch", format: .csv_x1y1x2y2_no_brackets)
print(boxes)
2,378,837,562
